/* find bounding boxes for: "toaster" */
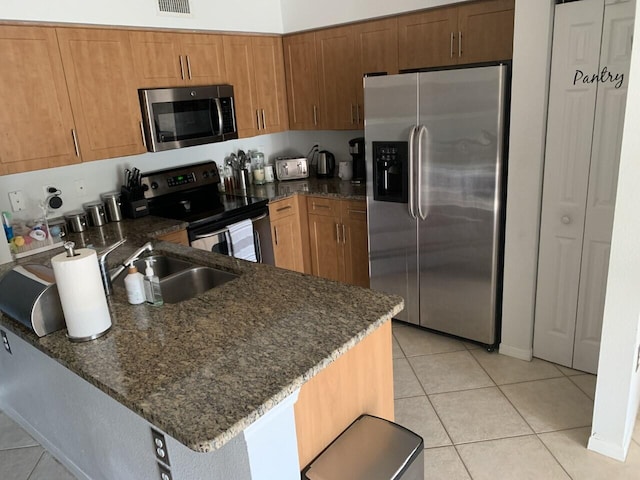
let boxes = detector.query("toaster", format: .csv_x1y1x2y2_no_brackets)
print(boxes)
275,157,309,181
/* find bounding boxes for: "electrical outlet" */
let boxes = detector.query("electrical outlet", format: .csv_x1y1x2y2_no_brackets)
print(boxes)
8,191,25,212
157,463,172,480
151,429,170,466
1,330,11,354
74,179,87,196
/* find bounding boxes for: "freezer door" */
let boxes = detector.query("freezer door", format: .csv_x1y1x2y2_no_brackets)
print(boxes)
365,73,419,325
417,65,507,344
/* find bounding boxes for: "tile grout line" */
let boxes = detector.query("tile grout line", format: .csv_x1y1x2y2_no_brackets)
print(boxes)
26,449,46,480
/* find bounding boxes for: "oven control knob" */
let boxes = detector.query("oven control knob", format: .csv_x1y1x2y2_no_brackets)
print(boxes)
150,182,159,190
203,171,209,179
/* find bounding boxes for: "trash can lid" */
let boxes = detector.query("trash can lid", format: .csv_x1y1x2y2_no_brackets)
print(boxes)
303,415,424,480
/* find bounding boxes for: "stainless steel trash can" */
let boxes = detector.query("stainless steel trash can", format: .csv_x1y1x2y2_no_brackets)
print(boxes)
302,414,424,480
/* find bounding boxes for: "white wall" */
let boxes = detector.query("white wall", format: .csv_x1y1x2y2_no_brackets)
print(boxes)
0,0,283,33
499,0,554,360
589,5,640,459
280,0,470,32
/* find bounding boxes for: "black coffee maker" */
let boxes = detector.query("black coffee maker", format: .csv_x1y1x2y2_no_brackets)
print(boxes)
349,137,366,184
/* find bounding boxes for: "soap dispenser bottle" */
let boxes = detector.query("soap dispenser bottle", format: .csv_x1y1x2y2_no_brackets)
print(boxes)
124,264,145,305
143,259,163,306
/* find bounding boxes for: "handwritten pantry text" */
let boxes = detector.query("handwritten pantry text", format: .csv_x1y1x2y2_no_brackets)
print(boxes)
573,67,624,89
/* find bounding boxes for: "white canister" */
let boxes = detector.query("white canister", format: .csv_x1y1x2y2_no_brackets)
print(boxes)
51,243,112,341
264,165,275,183
338,161,353,181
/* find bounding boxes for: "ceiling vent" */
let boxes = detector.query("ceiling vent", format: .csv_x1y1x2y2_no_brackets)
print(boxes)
157,0,191,15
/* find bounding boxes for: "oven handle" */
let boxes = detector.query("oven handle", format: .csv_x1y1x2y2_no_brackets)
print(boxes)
192,212,268,240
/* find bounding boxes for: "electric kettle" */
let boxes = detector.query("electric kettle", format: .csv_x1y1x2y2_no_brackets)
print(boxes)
316,150,336,178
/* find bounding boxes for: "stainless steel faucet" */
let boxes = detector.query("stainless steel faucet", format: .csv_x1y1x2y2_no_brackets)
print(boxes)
97,238,127,296
108,241,154,286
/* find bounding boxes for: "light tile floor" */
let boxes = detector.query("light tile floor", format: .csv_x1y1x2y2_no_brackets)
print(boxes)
2,321,640,479
392,321,640,480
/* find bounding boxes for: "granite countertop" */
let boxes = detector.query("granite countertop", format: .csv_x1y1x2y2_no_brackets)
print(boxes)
242,176,366,203
0,217,402,454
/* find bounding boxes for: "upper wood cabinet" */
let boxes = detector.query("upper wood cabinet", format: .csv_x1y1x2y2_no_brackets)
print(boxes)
283,32,321,130
223,35,288,138
398,0,514,71
130,31,227,87
0,26,79,174
56,28,146,162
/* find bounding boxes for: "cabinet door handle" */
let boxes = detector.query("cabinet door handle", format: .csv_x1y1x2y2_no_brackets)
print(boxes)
342,224,346,244
313,105,318,126
274,226,279,245
356,104,361,125
458,31,462,58
186,55,192,79
351,104,355,124
262,109,267,130
139,121,147,149
276,205,292,212
71,129,80,157
336,223,341,243
450,32,455,59
179,55,185,80
256,110,261,130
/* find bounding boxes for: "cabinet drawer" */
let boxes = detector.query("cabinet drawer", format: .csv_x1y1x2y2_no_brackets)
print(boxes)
341,200,367,222
269,196,299,221
307,196,340,217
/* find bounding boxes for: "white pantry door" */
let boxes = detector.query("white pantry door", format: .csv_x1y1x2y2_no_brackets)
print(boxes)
533,0,634,374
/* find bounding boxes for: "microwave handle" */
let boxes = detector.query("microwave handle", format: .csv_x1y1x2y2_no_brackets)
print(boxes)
214,97,224,135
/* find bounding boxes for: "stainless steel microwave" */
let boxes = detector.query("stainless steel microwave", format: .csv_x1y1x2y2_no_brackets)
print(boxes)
139,85,238,152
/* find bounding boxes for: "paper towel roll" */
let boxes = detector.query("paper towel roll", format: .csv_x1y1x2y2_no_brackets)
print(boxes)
51,248,112,341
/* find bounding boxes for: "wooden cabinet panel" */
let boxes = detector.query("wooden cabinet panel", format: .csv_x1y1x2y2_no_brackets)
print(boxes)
295,321,393,468
56,28,145,162
342,200,370,288
156,229,189,246
308,212,342,282
283,32,320,130
252,36,289,134
130,31,226,87
306,196,369,286
223,35,259,138
398,7,458,71
129,31,184,87
224,35,288,138
269,195,311,273
180,33,227,85
0,26,79,175
353,18,399,127
315,26,358,130
457,0,514,64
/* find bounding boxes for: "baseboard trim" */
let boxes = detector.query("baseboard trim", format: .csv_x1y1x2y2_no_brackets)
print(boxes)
498,343,533,361
588,432,629,462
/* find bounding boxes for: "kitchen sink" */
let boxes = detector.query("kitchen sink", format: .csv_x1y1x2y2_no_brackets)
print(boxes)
114,255,238,303
159,266,239,304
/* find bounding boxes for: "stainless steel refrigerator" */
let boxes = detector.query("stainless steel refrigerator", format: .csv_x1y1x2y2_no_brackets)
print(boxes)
364,64,508,347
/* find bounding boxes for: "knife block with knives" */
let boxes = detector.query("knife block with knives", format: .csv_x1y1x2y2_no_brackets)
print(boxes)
121,167,149,219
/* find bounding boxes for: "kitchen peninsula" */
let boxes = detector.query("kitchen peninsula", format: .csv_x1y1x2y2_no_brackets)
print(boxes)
0,215,402,480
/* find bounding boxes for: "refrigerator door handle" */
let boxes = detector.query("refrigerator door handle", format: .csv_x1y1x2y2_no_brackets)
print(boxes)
417,124,428,221
408,126,418,219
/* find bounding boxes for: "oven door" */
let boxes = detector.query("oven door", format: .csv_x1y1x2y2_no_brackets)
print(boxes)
189,212,274,265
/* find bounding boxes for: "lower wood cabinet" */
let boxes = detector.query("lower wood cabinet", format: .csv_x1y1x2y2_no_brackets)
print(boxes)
268,195,311,274
156,228,189,246
307,196,370,288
